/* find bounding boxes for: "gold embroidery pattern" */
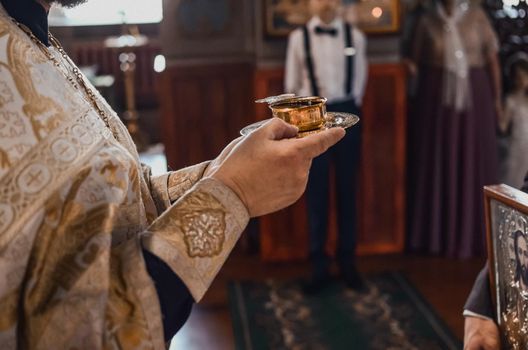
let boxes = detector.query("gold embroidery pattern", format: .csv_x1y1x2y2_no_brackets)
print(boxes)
0,110,25,137
6,35,65,140
0,81,14,107
181,209,226,258
177,191,226,258
0,289,18,331
167,161,210,203
0,148,9,169
148,172,169,215
6,143,31,162
106,244,151,349
0,109,111,247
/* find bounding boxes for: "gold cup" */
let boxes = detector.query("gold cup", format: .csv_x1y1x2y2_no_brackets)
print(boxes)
245,94,358,137
268,96,328,132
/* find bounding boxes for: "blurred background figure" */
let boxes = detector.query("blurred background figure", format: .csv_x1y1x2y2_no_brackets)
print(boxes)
407,0,502,258
285,0,368,293
400,0,430,78
500,53,528,189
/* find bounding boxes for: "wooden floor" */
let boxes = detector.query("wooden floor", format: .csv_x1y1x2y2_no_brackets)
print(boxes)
170,250,485,349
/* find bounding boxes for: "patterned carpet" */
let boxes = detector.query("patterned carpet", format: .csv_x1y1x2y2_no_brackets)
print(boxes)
228,272,461,350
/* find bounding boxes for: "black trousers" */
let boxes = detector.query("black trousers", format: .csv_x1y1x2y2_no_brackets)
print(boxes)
306,99,362,275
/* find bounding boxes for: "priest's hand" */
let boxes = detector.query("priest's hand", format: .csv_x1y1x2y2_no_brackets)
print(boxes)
464,316,501,350
208,118,345,217
204,136,244,178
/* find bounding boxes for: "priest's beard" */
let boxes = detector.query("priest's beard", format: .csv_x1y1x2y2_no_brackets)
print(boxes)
47,0,88,8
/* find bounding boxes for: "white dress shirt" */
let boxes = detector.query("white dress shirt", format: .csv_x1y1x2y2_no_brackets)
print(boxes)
462,310,493,321
285,16,368,106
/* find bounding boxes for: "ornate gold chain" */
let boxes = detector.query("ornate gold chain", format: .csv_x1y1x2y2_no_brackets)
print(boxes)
12,20,118,140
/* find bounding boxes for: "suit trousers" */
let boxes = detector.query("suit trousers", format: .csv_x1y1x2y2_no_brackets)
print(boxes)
306,99,362,276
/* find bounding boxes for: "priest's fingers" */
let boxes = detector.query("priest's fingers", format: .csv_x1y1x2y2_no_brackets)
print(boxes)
256,118,299,140
295,128,346,159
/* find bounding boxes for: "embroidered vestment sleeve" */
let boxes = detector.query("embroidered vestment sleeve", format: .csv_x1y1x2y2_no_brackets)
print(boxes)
141,177,249,301
146,161,210,215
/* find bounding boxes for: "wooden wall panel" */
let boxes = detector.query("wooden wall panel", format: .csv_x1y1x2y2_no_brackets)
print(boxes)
255,63,407,261
159,63,254,170
359,63,407,254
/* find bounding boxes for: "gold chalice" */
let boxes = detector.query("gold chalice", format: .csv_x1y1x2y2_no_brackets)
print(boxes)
241,94,360,137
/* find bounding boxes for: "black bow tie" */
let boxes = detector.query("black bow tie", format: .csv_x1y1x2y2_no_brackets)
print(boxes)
315,26,338,37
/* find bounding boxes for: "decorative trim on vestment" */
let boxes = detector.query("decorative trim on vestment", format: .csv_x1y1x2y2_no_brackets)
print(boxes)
0,108,111,248
142,178,249,301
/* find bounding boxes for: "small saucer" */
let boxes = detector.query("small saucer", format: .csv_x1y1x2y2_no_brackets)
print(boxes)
240,112,360,137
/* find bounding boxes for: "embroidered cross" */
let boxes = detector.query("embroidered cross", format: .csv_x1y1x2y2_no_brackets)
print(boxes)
73,126,93,145
58,144,70,156
77,129,88,139
26,170,43,187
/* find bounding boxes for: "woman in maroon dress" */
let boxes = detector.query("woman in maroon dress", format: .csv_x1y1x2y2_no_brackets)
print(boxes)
408,0,502,258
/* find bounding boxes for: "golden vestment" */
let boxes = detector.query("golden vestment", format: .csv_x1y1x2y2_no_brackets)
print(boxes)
0,6,249,349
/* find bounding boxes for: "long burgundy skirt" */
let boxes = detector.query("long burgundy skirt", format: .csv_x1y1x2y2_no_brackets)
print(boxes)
408,66,499,258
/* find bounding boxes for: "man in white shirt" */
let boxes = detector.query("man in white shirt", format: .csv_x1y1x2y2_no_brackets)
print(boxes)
285,0,368,293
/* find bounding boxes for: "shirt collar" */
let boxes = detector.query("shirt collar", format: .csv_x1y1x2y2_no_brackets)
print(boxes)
1,0,50,46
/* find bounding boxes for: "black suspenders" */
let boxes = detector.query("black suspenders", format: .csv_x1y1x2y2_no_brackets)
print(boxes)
344,23,354,96
302,23,355,97
302,25,320,97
